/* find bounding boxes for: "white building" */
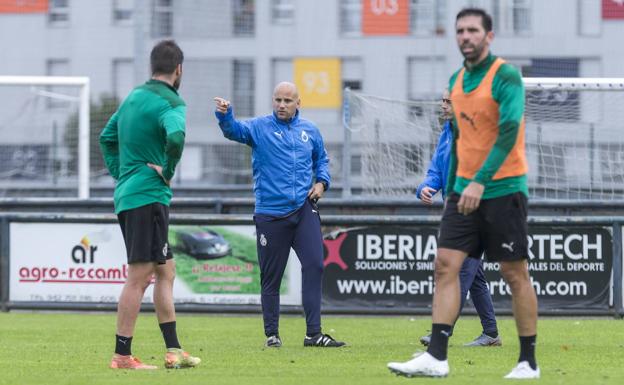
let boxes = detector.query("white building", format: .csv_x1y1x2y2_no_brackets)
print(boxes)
0,0,622,191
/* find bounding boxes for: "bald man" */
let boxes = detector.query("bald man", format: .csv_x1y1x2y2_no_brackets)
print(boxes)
214,82,345,348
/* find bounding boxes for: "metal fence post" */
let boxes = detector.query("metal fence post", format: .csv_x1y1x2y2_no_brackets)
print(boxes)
612,222,623,318
0,217,10,312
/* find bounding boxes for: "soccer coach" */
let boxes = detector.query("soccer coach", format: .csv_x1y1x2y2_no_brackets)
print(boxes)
214,82,345,348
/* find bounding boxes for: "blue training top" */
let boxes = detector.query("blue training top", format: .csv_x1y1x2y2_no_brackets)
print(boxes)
416,120,453,199
216,107,330,216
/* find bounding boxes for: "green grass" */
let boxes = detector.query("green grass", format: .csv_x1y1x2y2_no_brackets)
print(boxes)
1,312,623,385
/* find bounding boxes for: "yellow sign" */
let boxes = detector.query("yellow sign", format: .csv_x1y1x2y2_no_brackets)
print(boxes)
293,58,341,108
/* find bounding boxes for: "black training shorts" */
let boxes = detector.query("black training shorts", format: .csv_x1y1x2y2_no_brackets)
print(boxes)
438,192,529,262
117,202,173,264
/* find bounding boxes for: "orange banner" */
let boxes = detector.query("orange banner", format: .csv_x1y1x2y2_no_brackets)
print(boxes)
362,0,409,35
0,0,48,13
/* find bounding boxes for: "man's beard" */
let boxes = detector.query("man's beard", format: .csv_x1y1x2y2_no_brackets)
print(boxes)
461,39,486,61
173,75,181,90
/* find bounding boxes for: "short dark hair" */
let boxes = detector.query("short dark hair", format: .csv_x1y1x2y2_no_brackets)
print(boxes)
150,40,184,75
456,8,493,32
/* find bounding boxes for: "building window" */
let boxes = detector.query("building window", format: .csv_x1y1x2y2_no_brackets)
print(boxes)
48,0,69,26
112,59,134,101
233,60,255,117
152,0,173,37
343,80,362,91
340,0,362,36
342,58,363,92
523,58,580,122
467,0,531,35
113,0,133,24
46,59,70,108
411,0,446,35
272,0,294,24
233,0,255,36
493,0,531,35
578,0,601,36
407,57,446,100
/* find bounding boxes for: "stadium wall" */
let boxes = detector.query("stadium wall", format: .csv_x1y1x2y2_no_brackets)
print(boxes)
0,208,622,317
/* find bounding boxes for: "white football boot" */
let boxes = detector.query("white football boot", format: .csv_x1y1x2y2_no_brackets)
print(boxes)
387,352,449,378
504,361,540,379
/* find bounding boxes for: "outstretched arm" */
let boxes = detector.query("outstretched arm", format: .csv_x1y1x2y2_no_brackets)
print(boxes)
214,97,254,145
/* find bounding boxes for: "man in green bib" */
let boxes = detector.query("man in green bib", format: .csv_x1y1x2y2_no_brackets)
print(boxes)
100,40,200,370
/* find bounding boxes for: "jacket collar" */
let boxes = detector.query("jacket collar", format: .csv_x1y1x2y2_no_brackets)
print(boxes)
272,109,300,125
146,79,179,95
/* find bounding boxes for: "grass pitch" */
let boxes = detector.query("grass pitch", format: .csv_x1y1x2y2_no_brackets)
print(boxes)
1,312,622,385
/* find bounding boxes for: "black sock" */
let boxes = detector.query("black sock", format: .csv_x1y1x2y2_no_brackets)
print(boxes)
115,335,132,356
426,324,452,361
518,335,537,370
159,321,181,349
484,330,499,338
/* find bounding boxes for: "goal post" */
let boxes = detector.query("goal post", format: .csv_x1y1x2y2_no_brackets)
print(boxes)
342,77,624,201
0,76,90,199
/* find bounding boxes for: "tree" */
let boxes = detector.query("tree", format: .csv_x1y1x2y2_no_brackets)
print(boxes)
64,95,119,176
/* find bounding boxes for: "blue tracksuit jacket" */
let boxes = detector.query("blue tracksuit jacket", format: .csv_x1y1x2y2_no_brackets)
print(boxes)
216,107,330,216
416,120,452,199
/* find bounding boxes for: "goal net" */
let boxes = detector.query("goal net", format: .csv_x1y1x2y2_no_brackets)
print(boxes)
343,78,624,201
0,76,90,198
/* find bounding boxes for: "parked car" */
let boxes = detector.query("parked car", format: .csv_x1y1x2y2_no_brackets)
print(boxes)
176,230,232,259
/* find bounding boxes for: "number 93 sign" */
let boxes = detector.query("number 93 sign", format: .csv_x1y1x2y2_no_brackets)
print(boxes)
294,58,341,108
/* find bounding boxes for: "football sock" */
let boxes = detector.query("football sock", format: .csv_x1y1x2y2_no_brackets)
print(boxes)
427,323,452,361
115,335,132,356
518,335,537,370
160,321,181,349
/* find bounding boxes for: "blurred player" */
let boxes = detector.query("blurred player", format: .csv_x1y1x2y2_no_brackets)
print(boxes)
388,8,539,379
416,90,501,348
100,40,200,370
214,82,345,348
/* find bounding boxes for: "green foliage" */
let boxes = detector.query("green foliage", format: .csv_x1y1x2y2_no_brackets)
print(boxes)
64,95,119,174
1,313,623,385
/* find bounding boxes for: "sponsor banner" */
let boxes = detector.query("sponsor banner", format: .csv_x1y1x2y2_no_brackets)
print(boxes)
322,225,612,310
323,226,438,308
362,0,410,35
0,0,47,13
10,223,301,305
484,226,612,310
603,0,624,19
293,58,341,108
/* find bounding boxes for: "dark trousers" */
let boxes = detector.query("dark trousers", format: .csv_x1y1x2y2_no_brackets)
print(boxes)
456,257,498,335
254,199,324,337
